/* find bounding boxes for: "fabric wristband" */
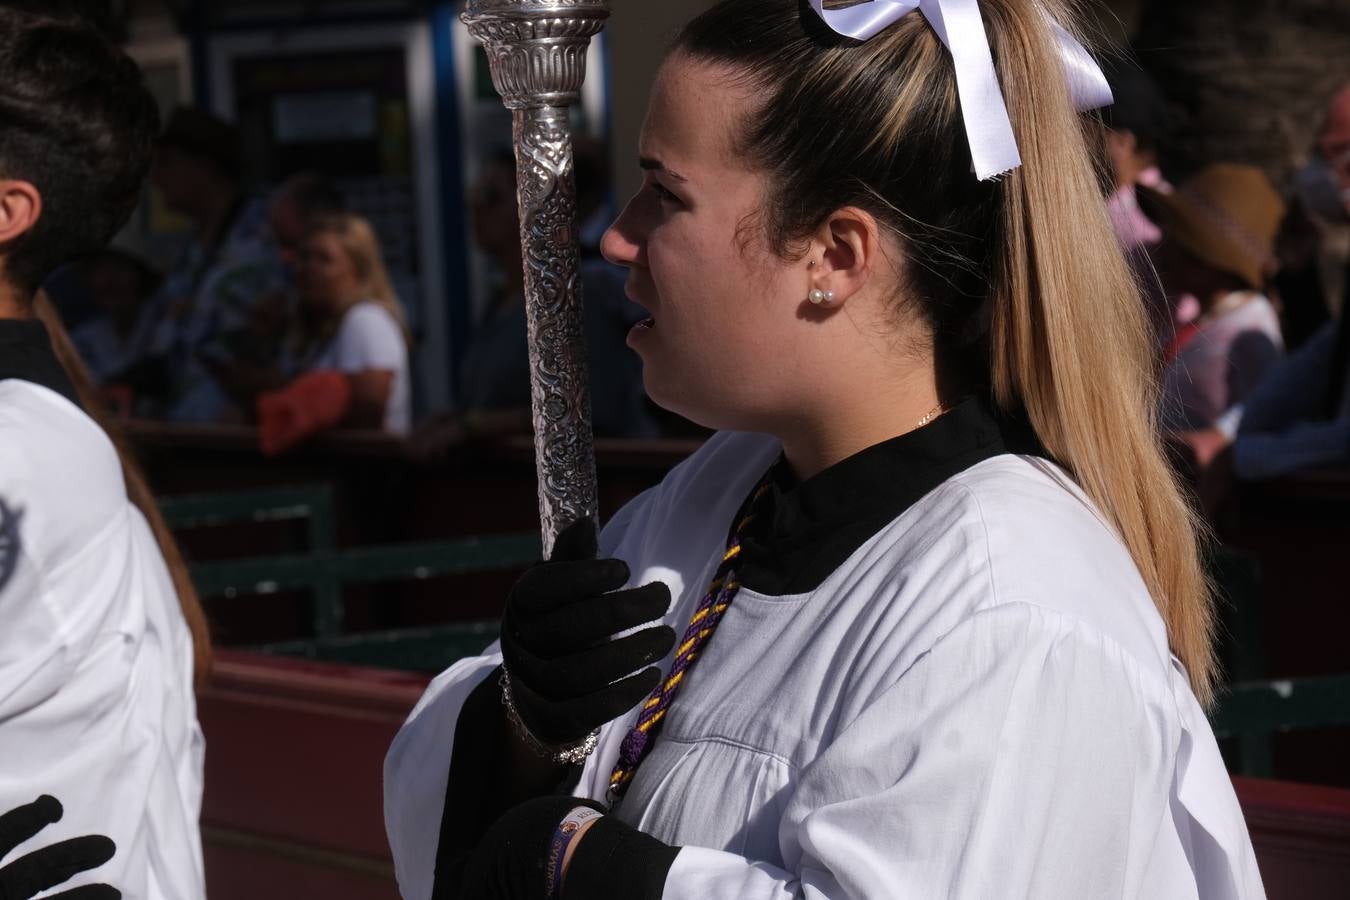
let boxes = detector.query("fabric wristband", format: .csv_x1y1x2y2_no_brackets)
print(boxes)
545,806,604,900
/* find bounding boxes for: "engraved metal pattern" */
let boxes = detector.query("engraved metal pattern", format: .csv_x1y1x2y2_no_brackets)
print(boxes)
463,0,609,556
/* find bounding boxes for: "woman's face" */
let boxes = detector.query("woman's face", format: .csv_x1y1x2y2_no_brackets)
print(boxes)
600,55,816,432
296,232,360,310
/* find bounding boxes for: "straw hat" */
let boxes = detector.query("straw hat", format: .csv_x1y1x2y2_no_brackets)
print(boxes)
1141,163,1285,289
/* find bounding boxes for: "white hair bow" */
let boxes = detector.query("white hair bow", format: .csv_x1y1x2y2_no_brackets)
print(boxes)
807,0,1112,180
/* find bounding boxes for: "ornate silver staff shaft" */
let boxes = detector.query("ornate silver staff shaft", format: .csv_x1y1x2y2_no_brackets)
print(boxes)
462,0,609,557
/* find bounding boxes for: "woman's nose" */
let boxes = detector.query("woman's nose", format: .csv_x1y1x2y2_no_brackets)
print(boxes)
600,194,647,268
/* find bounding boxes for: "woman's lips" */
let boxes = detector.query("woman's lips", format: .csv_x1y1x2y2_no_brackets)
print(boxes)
624,280,657,337
627,315,655,347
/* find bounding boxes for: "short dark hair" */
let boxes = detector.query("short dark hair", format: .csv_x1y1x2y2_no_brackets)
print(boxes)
75,247,163,300
279,172,347,218
0,7,159,295
1099,53,1171,153
157,106,242,181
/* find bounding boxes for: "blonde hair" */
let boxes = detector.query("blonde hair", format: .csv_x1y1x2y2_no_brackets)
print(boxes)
33,291,212,685
297,212,409,353
679,0,1216,704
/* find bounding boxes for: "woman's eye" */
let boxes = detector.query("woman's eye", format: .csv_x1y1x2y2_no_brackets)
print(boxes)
649,181,681,205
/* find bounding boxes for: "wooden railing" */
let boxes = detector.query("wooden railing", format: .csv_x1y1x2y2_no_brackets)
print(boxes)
198,650,1350,900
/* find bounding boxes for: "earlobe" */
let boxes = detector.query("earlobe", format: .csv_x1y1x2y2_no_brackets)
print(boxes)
805,207,879,308
0,180,42,245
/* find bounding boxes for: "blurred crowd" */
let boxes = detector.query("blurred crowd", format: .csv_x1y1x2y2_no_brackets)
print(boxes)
45,72,1350,488
46,106,654,455
1102,61,1350,506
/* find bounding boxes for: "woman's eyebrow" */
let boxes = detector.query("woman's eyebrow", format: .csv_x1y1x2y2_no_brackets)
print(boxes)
639,156,689,183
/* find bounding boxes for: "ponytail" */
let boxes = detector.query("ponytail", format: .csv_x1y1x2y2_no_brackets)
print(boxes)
984,0,1215,704
678,0,1218,704
33,292,212,685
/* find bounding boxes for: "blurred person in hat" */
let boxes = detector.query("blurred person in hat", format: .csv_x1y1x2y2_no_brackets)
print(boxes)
1149,163,1285,434
114,106,278,422
1224,85,1350,481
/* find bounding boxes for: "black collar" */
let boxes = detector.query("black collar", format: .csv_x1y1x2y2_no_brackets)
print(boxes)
0,318,82,409
734,396,1041,595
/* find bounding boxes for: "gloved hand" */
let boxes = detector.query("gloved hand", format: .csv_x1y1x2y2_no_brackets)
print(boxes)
458,796,606,900
501,518,675,747
0,795,118,899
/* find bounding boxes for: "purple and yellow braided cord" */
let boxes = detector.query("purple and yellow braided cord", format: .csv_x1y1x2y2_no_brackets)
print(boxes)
608,484,768,800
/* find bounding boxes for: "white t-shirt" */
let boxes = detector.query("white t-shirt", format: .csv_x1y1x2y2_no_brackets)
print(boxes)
1162,293,1284,431
0,379,205,899
303,301,411,434
385,426,1264,899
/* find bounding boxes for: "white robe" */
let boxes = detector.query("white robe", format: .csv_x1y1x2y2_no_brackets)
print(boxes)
0,380,205,899
385,430,1265,899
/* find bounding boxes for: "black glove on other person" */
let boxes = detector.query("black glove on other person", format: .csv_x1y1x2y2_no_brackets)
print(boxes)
0,795,118,900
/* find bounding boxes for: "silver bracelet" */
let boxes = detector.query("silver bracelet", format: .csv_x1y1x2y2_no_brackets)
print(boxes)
499,668,601,766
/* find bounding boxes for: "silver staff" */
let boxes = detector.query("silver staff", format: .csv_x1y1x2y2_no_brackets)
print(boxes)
462,0,609,557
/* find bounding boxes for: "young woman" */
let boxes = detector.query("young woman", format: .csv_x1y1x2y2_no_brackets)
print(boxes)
282,212,412,433
385,1,1263,897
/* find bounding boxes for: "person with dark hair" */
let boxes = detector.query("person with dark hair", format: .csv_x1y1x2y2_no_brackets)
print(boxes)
1100,53,1171,248
385,2,1260,899
269,171,347,270
127,106,277,422
0,7,207,898
447,149,656,441
1099,53,1179,346
195,171,349,416
69,248,162,384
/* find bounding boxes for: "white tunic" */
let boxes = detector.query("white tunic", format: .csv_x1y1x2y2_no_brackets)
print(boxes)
0,379,205,899
385,429,1265,899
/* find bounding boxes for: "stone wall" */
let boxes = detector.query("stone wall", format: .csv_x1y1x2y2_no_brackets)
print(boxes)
1133,0,1350,191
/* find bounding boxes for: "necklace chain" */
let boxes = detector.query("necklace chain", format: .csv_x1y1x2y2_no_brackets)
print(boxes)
916,403,945,428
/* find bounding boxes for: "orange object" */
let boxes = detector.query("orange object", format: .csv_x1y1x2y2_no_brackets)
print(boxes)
256,370,352,456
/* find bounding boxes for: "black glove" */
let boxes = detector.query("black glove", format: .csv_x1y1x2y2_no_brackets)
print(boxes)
0,796,118,900
459,796,680,900
501,518,676,746
459,796,606,900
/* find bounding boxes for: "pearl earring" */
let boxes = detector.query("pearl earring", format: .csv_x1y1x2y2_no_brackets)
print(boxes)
808,288,835,306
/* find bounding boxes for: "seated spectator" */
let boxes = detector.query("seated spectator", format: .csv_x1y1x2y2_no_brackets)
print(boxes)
1230,312,1350,479
69,248,161,384
258,213,411,451
131,107,276,422
451,148,656,440
1148,163,1285,431
1228,88,1350,480
1279,84,1350,349
205,172,347,411
269,171,347,271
